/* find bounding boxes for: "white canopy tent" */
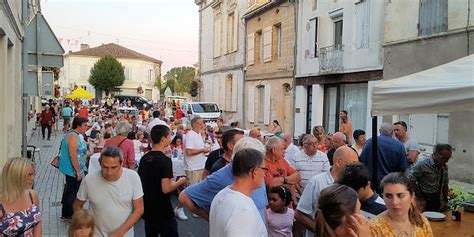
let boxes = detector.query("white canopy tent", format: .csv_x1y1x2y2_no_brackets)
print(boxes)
372,55,474,116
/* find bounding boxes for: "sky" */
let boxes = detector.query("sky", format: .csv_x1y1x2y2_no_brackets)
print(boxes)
41,0,199,74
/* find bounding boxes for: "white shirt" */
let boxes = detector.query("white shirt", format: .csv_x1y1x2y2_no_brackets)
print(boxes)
183,130,207,171
289,150,330,188
284,143,300,164
146,117,168,134
296,171,334,237
77,169,144,237
210,187,267,237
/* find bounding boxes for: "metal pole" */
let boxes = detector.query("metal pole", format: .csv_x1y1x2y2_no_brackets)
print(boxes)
21,0,29,157
371,116,379,193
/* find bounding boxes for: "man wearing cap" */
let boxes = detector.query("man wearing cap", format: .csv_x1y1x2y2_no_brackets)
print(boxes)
393,121,420,172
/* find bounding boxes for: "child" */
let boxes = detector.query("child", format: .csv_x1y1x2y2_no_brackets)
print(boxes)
68,210,94,237
266,186,295,237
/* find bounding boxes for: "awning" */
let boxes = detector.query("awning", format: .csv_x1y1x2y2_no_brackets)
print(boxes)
66,87,94,99
372,55,474,116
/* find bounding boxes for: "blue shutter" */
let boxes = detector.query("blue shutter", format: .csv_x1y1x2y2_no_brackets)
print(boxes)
419,0,448,36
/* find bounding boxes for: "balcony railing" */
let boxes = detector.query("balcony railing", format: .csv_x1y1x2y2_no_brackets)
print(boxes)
319,45,344,74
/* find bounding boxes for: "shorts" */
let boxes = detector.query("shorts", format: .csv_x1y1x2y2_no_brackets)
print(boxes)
185,169,204,186
63,116,71,125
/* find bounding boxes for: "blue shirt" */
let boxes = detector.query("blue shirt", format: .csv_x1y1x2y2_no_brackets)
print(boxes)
58,131,87,177
360,135,408,188
184,164,268,221
62,107,73,117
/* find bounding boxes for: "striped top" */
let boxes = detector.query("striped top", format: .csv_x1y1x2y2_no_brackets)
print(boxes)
288,150,330,188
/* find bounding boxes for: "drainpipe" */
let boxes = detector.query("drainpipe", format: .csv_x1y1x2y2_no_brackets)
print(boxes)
242,10,247,126
21,0,29,157
291,0,298,141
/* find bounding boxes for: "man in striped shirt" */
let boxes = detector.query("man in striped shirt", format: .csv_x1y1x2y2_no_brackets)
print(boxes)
288,134,330,189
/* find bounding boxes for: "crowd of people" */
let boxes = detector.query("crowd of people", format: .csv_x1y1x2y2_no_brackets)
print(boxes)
0,99,455,237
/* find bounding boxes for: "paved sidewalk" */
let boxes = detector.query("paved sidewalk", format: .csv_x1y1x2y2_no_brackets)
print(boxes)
29,125,68,236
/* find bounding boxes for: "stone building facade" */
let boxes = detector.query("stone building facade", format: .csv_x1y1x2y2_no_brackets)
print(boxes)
244,0,295,134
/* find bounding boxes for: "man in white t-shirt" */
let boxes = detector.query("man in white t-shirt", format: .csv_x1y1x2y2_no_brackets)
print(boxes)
295,146,358,237
147,111,168,134
183,116,210,185
74,146,144,237
210,148,267,237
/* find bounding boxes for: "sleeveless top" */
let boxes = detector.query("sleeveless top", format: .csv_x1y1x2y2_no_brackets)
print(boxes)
59,131,88,177
0,192,42,236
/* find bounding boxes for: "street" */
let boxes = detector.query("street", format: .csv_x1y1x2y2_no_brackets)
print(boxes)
30,124,209,237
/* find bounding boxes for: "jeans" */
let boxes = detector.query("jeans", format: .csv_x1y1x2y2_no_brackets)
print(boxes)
41,124,51,140
144,218,178,237
61,175,81,219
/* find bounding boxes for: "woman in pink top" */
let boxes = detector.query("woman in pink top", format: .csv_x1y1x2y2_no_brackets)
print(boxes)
104,121,136,169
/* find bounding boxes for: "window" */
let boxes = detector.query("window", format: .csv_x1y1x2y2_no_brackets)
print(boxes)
225,74,233,110
273,24,282,59
148,69,153,81
334,20,343,47
355,0,370,49
255,31,263,64
312,0,317,11
418,0,448,36
263,26,272,62
257,85,264,123
125,67,132,80
306,86,313,134
323,83,368,134
309,18,318,57
227,13,235,53
80,65,88,79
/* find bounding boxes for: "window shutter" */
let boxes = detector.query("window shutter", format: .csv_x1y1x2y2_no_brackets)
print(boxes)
233,9,239,52
248,86,255,122
247,33,255,65
232,75,238,111
214,17,222,58
263,26,272,62
264,84,271,125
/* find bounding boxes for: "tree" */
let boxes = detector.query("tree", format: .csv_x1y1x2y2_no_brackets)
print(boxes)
163,66,195,94
89,55,125,95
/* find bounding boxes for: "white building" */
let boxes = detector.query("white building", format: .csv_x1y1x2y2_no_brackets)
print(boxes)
294,0,384,137
195,0,247,122
59,43,161,101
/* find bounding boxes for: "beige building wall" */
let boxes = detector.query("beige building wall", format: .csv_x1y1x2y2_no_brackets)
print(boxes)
244,1,295,134
0,1,24,167
60,55,161,101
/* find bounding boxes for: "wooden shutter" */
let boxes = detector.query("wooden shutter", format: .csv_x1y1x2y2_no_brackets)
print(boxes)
248,86,255,122
233,9,239,52
247,33,255,65
263,26,272,62
264,84,271,124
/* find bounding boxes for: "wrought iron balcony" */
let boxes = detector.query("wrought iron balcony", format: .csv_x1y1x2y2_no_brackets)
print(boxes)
319,45,344,74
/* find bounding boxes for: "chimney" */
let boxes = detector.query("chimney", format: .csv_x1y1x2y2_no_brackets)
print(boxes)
80,44,90,51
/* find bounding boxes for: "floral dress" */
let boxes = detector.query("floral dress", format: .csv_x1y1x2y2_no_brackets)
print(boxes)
370,214,434,237
0,192,41,236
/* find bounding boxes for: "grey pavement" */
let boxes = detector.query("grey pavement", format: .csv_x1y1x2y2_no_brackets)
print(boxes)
30,122,209,237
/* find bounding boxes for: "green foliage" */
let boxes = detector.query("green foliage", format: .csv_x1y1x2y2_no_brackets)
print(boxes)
154,74,163,94
88,55,125,94
163,66,195,94
448,185,474,208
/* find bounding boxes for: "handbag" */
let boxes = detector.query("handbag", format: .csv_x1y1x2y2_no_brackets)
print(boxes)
51,137,63,169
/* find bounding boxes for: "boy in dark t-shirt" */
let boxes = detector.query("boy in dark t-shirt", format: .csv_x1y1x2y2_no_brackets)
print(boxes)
138,125,187,236
337,162,387,219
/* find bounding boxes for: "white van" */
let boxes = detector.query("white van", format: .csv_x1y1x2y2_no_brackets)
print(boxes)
180,102,222,123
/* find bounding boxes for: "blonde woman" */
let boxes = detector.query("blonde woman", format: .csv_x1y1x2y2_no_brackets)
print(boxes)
0,157,42,236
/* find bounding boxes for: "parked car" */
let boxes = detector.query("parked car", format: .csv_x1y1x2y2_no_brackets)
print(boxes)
114,95,152,110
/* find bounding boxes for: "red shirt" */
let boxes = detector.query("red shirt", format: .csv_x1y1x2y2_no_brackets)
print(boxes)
78,108,89,118
40,110,54,125
175,109,184,120
264,158,297,186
